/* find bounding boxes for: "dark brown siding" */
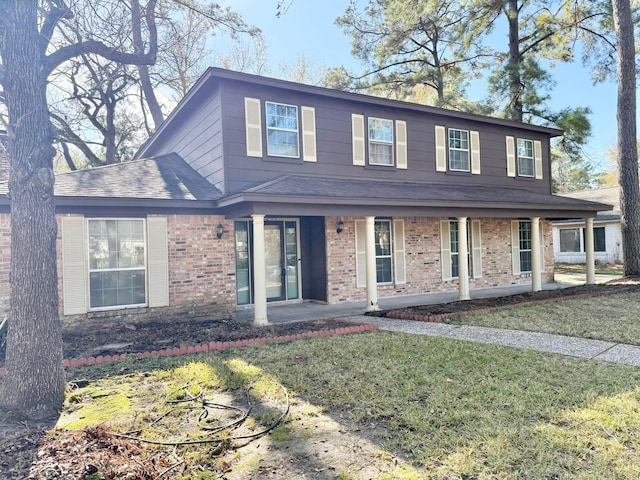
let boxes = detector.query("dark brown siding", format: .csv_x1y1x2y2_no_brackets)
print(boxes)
220,79,553,195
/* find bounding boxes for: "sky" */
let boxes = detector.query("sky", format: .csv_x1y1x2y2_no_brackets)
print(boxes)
223,0,625,172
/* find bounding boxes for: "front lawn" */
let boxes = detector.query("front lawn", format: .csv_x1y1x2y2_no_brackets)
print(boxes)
16,330,640,479
449,291,640,345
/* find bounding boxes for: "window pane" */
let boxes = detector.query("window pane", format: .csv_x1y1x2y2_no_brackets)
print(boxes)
376,258,392,283
235,221,251,305
369,142,393,165
368,118,394,165
449,149,469,171
374,221,391,256
368,118,393,141
90,270,145,309
594,227,606,252
560,228,580,253
266,102,299,157
520,250,532,273
517,139,534,176
519,221,532,272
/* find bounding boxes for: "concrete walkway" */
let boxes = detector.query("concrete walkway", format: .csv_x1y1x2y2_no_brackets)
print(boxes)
353,316,640,368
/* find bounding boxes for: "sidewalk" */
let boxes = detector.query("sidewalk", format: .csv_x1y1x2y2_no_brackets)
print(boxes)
350,316,640,368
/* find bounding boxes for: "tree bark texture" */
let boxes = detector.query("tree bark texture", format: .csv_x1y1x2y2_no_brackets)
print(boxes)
0,0,65,419
612,0,640,276
506,0,523,122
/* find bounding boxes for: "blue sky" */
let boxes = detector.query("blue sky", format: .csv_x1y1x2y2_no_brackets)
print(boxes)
225,0,623,171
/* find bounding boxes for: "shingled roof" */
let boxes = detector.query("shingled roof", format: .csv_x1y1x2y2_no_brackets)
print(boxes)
54,153,222,201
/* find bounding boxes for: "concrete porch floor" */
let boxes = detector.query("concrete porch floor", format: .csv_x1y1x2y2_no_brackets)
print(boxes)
235,280,577,325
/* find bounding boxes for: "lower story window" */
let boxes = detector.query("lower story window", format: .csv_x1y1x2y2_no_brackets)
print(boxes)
519,221,532,273
450,220,471,278
375,220,393,283
88,219,146,309
559,226,606,253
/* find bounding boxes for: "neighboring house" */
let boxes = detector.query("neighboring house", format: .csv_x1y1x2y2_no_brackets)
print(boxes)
0,69,611,325
552,186,622,264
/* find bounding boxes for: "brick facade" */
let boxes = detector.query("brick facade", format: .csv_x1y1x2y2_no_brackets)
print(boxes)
325,216,554,304
0,212,554,325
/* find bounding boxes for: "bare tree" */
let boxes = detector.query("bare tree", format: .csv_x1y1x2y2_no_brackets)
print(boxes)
0,0,158,419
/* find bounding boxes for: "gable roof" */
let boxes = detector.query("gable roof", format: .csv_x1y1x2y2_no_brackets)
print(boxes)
559,186,620,216
137,68,563,159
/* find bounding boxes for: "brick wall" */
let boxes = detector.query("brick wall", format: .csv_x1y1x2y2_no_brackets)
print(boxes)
325,216,554,304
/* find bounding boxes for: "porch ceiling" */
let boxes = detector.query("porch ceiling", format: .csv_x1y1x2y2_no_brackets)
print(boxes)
217,175,613,220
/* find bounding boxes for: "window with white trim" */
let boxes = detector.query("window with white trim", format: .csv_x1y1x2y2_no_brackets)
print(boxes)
266,102,299,157
560,227,606,253
88,219,146,309
518,220,532,273
517,139,534,177
368,118,394,166
448,129,470,171
375,220,393,283
450,220,471,278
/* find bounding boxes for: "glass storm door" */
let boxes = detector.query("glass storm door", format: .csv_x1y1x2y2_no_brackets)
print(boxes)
235,220,299,304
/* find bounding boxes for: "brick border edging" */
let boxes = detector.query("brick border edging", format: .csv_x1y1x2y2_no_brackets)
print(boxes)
0,324,379,378
382,290,623,323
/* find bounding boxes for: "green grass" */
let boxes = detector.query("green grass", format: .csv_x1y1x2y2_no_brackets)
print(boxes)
449,291,640,345
62,330,640,479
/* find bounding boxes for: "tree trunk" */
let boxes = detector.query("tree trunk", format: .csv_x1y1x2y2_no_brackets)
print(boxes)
0,0,65,419
612,0,640,276
506,0,523,122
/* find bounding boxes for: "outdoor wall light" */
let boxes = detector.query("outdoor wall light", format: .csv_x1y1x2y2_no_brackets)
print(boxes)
216,224,224,239
336,220,344,234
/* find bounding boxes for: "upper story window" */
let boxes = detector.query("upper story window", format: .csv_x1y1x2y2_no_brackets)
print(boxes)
517,138,534,177
368,117,394,166
88,219,146,309
448,129,470,172
265,102,299,158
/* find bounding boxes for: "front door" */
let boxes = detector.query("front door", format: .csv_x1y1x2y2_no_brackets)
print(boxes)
235,219,300,305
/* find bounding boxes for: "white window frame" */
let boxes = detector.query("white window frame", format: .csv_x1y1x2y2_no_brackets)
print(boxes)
87,218,147,311
265,101,300,158
368,117,394,166
517,138,535,177
518,220,532,273
559,226,606,253
448,128,470,172
374,220,394,284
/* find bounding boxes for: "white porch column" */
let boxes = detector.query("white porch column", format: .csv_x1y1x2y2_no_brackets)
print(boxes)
531,216,541,292
252,214,268,325
457,217,470,300
365,216,379,311
585,217,596,285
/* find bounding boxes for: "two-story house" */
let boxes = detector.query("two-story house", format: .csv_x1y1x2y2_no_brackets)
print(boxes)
0,69,610,325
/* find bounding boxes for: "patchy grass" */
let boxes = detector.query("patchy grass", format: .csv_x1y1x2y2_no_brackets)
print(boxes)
449,292,640,345
555,262,624,275
47,331,640,479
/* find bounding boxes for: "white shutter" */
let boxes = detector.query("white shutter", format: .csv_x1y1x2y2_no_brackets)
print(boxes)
470,130,481,174
440,220,452,281
147,216,169,308
534,140,543,180
435,125,446,172
301,106,317,162
506,136,516,177
395,120,407,169
355,219,366,287
511,220,521,275
539,221,545,272
393,219,406,284
62,216,88,315
244,97,262,157
471,220,482,279
352,114,365,166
